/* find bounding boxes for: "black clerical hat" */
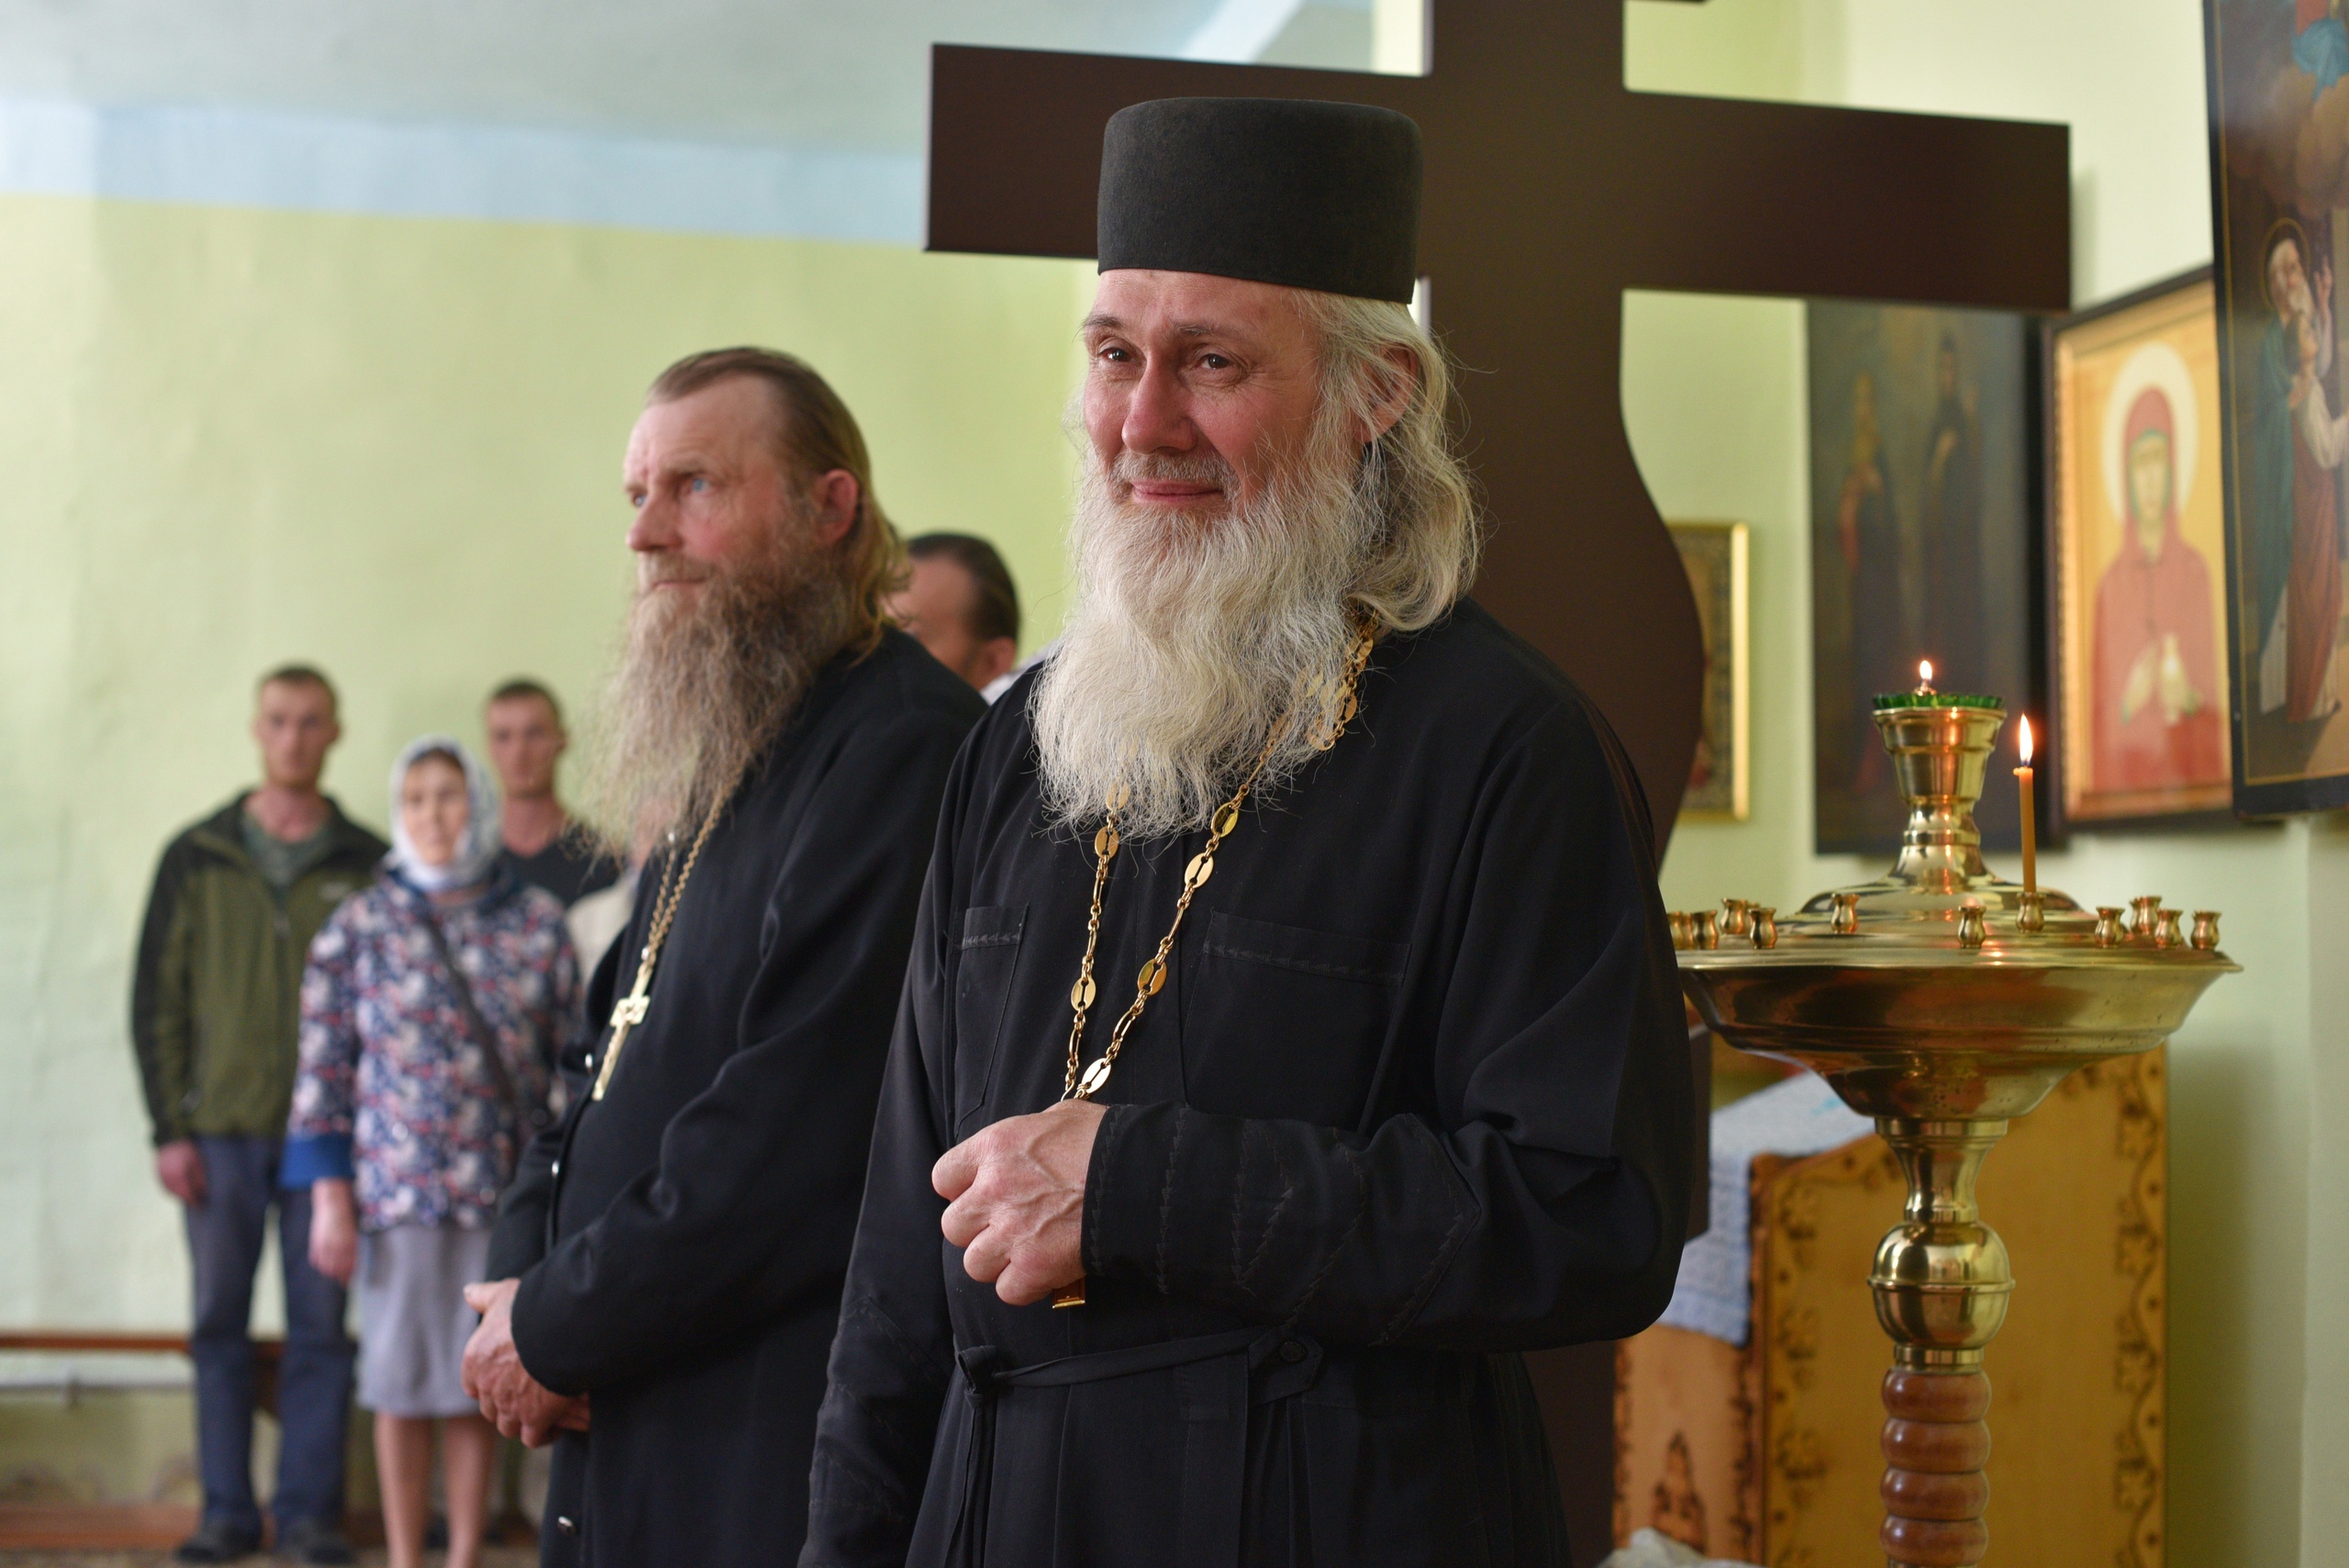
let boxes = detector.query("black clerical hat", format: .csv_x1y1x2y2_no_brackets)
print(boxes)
1097,97,1422,304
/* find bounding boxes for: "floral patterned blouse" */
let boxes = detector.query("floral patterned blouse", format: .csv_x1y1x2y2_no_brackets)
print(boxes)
284,868,579,1230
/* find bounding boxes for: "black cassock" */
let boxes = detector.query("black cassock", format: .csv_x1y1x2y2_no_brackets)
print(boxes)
485,630,982,1568
803,601,1694,1568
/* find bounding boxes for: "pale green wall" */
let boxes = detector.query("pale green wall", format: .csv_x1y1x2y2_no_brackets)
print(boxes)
0,192,1092,1331
1623,1,2343,1562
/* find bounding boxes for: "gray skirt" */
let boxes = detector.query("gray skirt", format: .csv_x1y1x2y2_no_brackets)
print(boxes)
355,1223,493,1418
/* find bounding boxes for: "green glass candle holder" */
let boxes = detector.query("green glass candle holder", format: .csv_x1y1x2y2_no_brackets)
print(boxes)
1872,692,2005,711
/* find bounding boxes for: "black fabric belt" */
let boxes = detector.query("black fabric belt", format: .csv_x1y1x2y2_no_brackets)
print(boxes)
945,1324,1325,1567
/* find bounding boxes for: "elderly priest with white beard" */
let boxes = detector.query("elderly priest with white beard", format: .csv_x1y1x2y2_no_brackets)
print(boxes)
802,98,1693,1567
459,349,983,1567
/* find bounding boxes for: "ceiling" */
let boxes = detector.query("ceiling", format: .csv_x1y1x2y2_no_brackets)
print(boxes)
0,0,1373,152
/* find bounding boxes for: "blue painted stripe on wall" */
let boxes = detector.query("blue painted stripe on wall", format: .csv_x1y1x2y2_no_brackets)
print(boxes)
0,97,924,244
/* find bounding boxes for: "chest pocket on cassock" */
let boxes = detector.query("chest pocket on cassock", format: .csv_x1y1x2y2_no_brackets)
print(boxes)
953,905,1026,1137
1181,910,1408,1125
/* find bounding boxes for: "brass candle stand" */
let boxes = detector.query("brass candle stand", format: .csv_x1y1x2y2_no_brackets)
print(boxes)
1675,694,2234,1567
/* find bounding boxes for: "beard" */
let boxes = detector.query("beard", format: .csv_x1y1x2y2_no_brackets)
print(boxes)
578,509,858,851
1030,406,1384,842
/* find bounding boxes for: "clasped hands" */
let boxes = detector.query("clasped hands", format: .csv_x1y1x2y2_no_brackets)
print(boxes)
460,1279,591,1446
935,1099,1104,1306
447,1099,1100,1443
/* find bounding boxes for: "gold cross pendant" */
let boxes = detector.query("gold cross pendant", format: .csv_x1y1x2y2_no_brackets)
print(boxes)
590,964,652,1101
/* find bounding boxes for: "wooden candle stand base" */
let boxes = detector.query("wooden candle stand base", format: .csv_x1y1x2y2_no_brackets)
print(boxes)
1880,1367,1990,1566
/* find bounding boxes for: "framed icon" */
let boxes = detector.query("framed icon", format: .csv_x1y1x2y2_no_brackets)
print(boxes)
2045,268,2233,827
2204,0,2349,814
1670,520,1749,821
1807,303,2037,851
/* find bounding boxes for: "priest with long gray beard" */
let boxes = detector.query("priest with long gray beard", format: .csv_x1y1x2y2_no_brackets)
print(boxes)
457,349,983,1566
802,98,1692,1567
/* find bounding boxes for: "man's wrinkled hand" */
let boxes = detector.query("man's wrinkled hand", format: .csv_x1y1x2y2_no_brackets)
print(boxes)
933,1098,1104,1307
461,1279,589,1446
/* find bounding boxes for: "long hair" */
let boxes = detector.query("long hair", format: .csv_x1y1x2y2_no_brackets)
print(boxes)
1293,291,1483,633
645,347,905,655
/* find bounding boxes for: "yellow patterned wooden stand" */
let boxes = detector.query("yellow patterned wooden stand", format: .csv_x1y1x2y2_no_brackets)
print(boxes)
1615,1049,2166,1567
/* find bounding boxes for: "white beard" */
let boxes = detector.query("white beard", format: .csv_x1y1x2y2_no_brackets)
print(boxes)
1030,424,1379,842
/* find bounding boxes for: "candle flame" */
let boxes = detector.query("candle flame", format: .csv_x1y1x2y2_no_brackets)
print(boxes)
2019,714,2034,765
1919,659,1934,685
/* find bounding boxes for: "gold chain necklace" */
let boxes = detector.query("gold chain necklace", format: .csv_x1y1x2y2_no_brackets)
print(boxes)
1049,623,1375,1309
1058,622,1376,1105
589,800,728,1102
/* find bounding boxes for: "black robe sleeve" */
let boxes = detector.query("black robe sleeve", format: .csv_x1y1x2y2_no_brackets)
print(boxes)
506,705,966,1396
802,754,968,1567
1080,704,1689,1350
487,934,628,1284
483,1127,559,1284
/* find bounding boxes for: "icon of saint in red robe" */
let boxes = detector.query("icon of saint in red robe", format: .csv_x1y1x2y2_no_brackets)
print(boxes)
2091,386,2226,791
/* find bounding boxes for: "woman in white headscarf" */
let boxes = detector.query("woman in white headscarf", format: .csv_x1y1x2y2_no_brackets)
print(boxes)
284,736,579,1568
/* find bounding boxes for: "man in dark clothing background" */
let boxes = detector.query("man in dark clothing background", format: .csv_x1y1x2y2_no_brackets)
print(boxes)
889,532,1022,701
131,663,384,1565
460,348,983,1568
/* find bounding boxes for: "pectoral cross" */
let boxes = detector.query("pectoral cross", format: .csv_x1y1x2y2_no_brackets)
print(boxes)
591,955,652,1101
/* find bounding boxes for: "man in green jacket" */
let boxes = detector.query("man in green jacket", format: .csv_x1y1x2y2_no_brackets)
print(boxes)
131,665,386,1564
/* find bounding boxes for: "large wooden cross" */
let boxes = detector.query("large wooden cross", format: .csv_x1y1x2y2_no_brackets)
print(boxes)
928,0,2069,846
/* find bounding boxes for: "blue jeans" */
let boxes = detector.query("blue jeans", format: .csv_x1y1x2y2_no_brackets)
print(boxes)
184,1136,354,1535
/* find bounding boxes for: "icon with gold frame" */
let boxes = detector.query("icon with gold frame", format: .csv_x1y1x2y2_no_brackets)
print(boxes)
1668,520,1749,821
2043,265,2233,828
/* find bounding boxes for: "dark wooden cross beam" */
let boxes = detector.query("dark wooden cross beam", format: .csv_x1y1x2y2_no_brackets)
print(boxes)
928,0,2070,846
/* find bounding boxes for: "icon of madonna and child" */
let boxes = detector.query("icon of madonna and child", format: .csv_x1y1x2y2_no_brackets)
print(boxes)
2204,0,2349,811
2246,223,2347,748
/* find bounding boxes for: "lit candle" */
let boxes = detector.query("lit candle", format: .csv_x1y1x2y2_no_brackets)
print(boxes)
1917,659,1935,695
2014,715,2037,896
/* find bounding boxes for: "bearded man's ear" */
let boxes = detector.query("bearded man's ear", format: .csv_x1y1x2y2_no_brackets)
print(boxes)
1360,344,1421,447
809,469,862,546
